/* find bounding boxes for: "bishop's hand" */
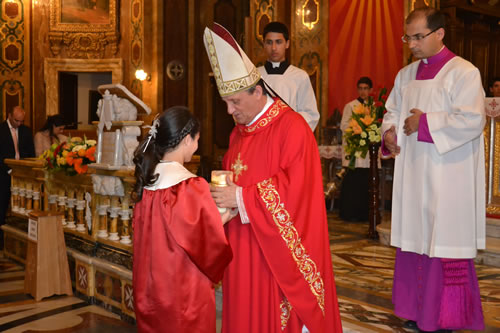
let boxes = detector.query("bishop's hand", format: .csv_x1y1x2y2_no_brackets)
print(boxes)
210,175,238,209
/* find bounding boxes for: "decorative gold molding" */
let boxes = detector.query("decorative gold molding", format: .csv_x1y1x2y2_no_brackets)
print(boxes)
485,118,500,214
48,0,119,58
302,0,320,30
44,58,123,116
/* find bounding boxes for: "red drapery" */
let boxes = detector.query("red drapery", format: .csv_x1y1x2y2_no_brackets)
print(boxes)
328,0,404,115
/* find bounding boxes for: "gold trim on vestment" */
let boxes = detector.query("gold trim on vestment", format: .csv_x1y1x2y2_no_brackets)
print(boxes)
280,297,293,331
243,100,286,133
257,178,325,314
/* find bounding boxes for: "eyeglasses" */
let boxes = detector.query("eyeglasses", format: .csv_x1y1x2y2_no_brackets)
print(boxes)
401,27,440,43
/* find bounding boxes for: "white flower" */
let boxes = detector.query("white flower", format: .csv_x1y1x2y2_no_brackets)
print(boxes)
85,139,97,146
370,124,378,130
360,139,366,146
355,151,362,158
72,145,85,152
361,132,367,138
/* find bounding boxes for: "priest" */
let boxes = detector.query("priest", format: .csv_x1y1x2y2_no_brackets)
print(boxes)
381,7,485,332
204,23,342,333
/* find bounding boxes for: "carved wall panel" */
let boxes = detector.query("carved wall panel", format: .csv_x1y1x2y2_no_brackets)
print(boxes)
130,0,143,99
292,0,327,131
48,0,120,59
0,0,29,123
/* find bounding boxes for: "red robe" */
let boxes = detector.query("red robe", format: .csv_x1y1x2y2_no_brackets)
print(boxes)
222,99,342,332
133,163,232,333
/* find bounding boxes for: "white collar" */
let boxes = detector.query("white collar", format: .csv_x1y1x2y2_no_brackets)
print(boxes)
7,119,16,131
145,161,196,191
271,61,281,68
247,95,274,126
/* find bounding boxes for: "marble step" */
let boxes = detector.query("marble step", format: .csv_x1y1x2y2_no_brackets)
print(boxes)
486,217,500,238
376,221,500,267
476,236,500,267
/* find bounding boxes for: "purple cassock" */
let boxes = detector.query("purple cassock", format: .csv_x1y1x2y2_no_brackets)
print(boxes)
389,46,485,332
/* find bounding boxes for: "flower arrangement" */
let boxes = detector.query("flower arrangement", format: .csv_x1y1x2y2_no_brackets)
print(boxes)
344,88,388,169
40,137,97,175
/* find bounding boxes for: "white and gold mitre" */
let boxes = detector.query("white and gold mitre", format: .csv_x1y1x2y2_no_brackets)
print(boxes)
203,23,260,97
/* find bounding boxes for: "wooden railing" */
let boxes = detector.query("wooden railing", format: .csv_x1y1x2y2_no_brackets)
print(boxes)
5,156,200,251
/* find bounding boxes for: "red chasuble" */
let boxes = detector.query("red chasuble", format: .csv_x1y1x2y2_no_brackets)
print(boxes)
133,172,232,333
222,99,342,332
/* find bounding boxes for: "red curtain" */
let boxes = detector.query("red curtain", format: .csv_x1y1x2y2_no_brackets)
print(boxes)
328,0,404,115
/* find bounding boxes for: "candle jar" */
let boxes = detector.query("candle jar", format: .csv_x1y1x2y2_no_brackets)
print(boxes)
210,170,234,214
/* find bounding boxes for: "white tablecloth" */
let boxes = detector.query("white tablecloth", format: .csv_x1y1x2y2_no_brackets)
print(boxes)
318,145,342,160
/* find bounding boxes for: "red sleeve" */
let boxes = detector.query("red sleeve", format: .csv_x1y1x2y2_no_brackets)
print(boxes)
169,177,233,283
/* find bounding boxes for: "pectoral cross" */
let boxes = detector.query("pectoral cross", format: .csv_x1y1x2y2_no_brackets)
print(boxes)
231,153,247,182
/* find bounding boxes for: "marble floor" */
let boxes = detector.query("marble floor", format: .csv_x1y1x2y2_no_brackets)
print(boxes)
0,212,499,332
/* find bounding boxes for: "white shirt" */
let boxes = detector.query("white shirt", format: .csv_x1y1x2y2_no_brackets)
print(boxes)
7,119,19,160
258,64,319,131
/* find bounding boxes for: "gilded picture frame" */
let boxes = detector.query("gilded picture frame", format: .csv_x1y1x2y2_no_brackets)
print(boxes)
50,0,117,33
48,0,119,58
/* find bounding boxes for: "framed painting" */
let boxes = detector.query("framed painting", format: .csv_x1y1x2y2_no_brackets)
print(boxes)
48,0,119,58
50,0,117,33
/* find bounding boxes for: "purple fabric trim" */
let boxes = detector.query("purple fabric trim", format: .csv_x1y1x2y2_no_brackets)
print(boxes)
417,114,433,143
416,47,456,80
392,249,484,331
439,259,471,328
381,130,395,157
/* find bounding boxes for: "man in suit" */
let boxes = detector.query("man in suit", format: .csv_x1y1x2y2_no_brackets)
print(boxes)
0,106,35,249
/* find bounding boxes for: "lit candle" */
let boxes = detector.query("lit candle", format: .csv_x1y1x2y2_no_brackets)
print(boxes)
211,170,234,214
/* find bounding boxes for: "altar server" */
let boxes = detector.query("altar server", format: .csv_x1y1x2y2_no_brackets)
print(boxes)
132,106,233,333
382,7,485,332
257,21,320,131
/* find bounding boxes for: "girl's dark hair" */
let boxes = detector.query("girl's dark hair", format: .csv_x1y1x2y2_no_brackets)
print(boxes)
132,106,200,201
40,115,66,140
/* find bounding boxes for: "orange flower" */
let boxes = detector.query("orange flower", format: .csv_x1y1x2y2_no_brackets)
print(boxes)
73,158,87,174
78,149,86,157
85,146,96,162
360,115,374,126
349,119,363,134
75,164,88,174
352,104,365,115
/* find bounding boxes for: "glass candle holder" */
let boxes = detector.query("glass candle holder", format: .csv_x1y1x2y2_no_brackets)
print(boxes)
211,170,234,214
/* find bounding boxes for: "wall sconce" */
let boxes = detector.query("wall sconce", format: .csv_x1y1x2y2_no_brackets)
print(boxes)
135,69,151,82
300,0,319,30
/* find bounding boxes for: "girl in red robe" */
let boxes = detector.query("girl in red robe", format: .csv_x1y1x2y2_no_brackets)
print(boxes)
132,106,233,333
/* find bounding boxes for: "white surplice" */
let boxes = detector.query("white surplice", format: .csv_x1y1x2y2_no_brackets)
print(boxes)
382,56,486,259
258,65,320,131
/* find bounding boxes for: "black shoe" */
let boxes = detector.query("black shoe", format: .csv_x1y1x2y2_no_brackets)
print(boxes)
404,320,418,331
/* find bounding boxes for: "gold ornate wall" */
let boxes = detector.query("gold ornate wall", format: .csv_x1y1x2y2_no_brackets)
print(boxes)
0,0,30,123
0,0,146,132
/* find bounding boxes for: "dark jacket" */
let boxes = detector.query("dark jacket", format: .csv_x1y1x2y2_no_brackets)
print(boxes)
0,121,35,177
